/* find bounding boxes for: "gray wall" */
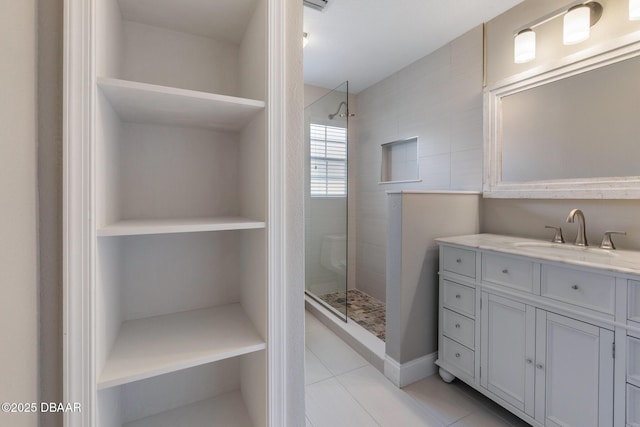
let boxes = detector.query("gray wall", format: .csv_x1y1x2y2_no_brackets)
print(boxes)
354,26,485,302
0,1,39,426
483,0,640,249
386,192,480,365
38,1,64,426
285,0,306,423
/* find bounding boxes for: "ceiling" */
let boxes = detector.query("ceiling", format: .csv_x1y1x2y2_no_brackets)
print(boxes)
304,0,523,93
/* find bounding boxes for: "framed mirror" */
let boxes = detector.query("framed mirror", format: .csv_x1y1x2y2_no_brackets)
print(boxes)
484,39,640,198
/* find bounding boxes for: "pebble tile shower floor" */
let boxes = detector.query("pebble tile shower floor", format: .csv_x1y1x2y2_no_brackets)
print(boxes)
318,289,386,341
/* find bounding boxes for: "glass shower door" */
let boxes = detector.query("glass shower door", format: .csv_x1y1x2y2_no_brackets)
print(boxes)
304,81,349,321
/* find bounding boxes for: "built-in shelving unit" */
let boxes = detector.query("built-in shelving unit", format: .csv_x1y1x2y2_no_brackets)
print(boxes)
65,0,282,425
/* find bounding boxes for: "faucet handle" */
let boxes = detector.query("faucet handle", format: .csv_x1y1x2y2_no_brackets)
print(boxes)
600,231,626,250
545,225,565,243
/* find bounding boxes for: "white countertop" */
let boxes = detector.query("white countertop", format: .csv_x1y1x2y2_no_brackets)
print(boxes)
436,233,640,276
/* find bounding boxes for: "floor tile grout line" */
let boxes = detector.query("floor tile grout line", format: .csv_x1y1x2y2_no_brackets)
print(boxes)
332,368,383,427
401,387,466,427
305,344,370,384
304,349,340,385
335,366,451,427
305,323,371,378
325,360,371,378
306,374,382,427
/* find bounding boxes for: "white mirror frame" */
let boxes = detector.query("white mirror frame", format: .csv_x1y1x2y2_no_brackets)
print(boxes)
484,39,640,199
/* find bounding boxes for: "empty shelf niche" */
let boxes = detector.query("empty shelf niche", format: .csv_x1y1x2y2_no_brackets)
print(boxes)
98,354,265,427
96,0,265,100
95,94,266,231
96,231,267,388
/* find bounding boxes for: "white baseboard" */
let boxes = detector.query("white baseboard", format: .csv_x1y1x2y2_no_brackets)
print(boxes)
384,352,438,388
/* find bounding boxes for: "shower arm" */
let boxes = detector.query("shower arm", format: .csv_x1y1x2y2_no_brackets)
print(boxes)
328,101,352,119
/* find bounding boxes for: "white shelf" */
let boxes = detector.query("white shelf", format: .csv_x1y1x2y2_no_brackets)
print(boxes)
98,304,265,390
97,78,265,131
98,217,265,237
123,391,253,427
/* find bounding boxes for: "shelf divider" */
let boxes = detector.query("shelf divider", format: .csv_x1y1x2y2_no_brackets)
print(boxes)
98,217,265,237
98,304,266,390
97,77,265,131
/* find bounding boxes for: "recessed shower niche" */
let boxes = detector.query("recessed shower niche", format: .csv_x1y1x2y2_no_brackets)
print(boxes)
380,137,420,184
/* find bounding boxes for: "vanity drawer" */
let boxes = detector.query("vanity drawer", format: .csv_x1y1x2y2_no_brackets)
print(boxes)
441,336,474,379
442,308,475,349
541,265,615,315
442,280,475,318
482,253,534,293
628,383,640,427
442,246,476,279
629,280,640,324
629,336,640,387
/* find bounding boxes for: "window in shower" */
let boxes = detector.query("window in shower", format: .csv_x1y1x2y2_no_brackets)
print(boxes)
310,123,347,197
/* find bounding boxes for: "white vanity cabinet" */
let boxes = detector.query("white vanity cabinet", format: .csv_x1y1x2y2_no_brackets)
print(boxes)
480,293,613,426
436,234,640,427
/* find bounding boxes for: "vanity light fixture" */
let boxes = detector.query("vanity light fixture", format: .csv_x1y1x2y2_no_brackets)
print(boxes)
303,32,309,47
513,1,603,63
631,0,640,20
514,29,536,63
563,5,592,44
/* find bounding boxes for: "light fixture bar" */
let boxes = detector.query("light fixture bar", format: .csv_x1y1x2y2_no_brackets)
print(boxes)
513,0,602,36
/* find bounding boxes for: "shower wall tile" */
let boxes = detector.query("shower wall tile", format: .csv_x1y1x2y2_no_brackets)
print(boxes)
451,149,483,191
450,106,483,153
354,25,484,301
417,120,450,157
355,190,388,220
356,218,387,247
355,266,386,303
418,154,451,189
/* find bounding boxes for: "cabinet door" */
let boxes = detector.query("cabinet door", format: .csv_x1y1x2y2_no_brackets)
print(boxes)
480,293,536,416
535,311,614,427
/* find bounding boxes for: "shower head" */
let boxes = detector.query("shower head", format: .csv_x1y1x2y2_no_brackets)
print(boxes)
328,101,353,120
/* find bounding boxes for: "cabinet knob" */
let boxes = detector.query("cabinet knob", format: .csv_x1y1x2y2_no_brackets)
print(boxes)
501,269,509,274
456,258,462,263
455,323,461,329
571,284,579,290
455,353,461,358
455,294,461,299
536,363,544,370
525,358,533,364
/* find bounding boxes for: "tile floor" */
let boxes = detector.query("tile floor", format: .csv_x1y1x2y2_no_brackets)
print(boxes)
305,310,532,427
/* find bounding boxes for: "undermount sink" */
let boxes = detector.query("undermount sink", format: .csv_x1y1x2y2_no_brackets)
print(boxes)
512,241,618,259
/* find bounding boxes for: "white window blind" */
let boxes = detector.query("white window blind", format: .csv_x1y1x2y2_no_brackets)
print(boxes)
310,123,347,197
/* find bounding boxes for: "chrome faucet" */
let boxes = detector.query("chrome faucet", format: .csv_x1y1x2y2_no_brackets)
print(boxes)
566,209,588,246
